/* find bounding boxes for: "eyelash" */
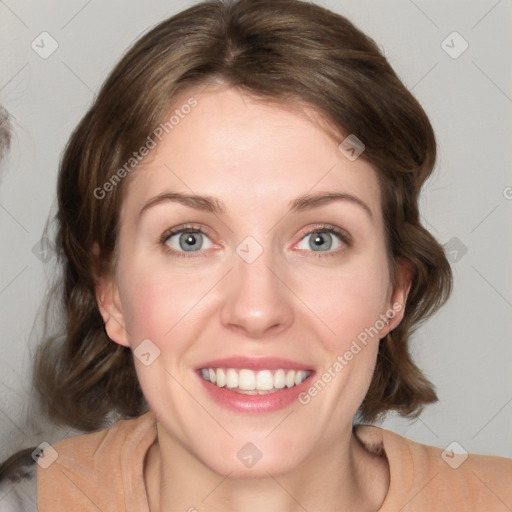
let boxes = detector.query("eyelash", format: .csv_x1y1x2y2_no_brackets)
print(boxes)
159,223,352,259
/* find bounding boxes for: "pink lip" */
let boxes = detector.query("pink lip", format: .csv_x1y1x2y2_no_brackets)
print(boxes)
196,370,314,413
196,356,313,371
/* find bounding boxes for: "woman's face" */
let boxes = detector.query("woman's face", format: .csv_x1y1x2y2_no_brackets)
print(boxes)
98,85,410,477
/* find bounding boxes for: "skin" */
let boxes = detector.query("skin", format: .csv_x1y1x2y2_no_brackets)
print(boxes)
96,84,412,512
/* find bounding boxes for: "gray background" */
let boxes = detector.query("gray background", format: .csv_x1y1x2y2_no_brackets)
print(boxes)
0,0,511,463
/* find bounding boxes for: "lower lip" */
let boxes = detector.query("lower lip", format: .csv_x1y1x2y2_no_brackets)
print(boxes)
196,371,314,413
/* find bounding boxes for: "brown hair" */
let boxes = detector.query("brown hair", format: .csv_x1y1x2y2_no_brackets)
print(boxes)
33,0,452,431
0,106,11,160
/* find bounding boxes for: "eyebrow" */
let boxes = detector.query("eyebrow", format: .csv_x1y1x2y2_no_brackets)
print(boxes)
137,191,374,221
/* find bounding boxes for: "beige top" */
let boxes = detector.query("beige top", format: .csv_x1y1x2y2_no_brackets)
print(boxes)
37,410,512,511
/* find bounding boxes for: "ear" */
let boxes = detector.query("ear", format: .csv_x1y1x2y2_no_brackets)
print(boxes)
381,258,414,336
92,243,130,348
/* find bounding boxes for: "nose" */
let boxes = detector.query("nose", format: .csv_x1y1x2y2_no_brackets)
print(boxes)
220,246,294,339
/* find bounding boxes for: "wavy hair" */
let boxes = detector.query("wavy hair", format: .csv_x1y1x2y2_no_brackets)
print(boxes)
33,0,452,431
0,106,11,159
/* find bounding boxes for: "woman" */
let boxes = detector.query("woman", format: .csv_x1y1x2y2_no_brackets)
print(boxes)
1,0,511,510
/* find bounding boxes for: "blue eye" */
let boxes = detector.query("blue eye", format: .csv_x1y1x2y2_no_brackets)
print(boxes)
297,229,344,252
161,225,213,257
159,223,351,259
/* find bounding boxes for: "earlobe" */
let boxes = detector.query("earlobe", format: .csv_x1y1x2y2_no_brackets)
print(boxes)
92,242,129,347
384,258,414,334
95,274,130,348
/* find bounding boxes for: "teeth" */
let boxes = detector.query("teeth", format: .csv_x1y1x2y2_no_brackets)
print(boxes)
200,368,311,393
274,369,286,389
239,369,256,390
295,370,308,386
256,370,274,390
226,368,238,389
286,370,296,388
216,368,226,387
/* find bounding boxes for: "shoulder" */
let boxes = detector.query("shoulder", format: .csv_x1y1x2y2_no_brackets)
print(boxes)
354,423,512,511
0,447,38,512
37,411,157,511
48,410,156,460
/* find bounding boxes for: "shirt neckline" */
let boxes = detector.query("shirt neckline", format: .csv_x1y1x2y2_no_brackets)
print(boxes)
134,413,411,512
353,423,414,511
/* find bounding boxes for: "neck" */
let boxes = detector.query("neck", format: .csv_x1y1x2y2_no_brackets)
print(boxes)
144,423,389,512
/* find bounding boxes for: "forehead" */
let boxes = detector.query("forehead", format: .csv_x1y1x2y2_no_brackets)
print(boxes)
122,86,381,222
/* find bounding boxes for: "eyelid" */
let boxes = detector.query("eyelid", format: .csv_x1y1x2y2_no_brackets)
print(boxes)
159,222,352,258
159,223,219,256
297,223,352,245
160,223,214,244
292,223,352,258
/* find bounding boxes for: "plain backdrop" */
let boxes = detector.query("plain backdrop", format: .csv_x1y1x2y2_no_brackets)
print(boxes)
0,0,511,464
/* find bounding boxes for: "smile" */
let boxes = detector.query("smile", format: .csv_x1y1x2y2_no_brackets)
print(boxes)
199,368,312,394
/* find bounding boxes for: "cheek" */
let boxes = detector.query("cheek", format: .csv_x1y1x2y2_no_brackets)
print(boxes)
292,251,391,352
119,266,209,342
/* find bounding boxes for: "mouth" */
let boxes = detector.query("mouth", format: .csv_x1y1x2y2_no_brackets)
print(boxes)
198,367,312,395
194,356,315,413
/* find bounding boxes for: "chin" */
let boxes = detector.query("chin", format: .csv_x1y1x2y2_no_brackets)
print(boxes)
193,434,306,478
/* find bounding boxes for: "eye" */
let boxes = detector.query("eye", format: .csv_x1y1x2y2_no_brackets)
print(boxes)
159,223,351,259
160,224,214,257
295,224,351,256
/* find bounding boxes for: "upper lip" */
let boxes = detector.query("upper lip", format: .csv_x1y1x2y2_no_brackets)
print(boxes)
196,356,313,371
